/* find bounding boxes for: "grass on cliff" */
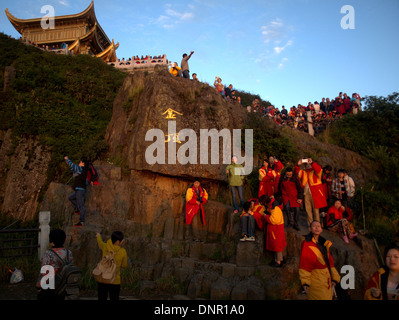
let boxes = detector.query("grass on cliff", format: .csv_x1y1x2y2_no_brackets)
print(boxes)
0,33,127,186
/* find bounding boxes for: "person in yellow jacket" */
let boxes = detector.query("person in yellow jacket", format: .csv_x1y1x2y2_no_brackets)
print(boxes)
95,231,128,300
169,62,181,77
299,220,341,300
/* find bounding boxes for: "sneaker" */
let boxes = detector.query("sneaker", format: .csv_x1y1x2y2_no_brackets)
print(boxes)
74,209,80,215
342,235,349,244
234,210,239,214
349,233,358,239
74,221,85,227
240,235,248,242
247,236,255,242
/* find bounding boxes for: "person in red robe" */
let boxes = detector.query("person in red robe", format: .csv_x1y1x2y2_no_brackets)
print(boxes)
269,156,284,194
276,167,304,230
185,179,208,225
295,158,327,227
259,195,286,267
258,159,277,198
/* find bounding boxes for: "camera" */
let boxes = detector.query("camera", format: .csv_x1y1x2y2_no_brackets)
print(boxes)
198,196,203,204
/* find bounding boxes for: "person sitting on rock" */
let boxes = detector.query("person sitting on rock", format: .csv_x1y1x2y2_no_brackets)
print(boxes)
240,201,256,242
326,200,358,244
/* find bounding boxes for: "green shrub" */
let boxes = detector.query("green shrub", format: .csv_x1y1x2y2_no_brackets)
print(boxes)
0,33,127,187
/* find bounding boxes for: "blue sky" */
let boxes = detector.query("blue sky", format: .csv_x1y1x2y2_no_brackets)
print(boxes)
1,0,398,108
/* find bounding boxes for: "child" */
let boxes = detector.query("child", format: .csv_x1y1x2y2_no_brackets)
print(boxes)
95,231,128,300
240,201,256,242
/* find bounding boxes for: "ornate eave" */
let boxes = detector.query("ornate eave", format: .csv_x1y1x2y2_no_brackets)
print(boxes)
5,1,117,61
5,1,96,33
5,1,111,48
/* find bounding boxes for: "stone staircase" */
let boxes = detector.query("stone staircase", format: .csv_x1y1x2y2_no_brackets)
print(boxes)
40,164,380,300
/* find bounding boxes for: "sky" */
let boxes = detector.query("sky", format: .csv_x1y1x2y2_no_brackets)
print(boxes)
1,0,398,109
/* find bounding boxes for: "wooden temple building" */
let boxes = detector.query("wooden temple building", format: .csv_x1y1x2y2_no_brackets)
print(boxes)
5,1,119,62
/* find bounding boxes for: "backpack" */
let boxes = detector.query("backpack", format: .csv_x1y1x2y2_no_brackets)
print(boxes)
92,250,119,284
51,249,82,297
86,162,100,185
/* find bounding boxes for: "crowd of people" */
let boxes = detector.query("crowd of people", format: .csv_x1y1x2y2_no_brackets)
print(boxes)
183,155,399,300
246,93,362,135
167,54,362,136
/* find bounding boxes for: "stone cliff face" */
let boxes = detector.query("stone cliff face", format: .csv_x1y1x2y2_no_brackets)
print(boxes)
1,67,381,299
0,130,51,221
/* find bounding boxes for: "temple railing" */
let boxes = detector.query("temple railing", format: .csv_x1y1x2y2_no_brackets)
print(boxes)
108,54,168,70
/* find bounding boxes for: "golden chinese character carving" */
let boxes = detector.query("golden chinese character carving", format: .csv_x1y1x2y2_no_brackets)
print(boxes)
165,133,182,144
162,108,183,120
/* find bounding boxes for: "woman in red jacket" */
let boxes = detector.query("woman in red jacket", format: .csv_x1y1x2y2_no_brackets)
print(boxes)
326,200,357,244
258,159,277,198
364,245,399,300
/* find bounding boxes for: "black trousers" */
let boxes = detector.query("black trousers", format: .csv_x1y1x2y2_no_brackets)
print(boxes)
97,282,121,301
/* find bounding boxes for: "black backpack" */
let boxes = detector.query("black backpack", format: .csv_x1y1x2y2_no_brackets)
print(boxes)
51,249,82,297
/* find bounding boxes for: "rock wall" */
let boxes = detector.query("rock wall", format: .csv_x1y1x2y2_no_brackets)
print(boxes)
0,130,51,221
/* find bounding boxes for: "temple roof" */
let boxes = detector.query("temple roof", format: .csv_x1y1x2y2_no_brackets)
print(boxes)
5,1,111,48
6,1,95,31
5,1,117,61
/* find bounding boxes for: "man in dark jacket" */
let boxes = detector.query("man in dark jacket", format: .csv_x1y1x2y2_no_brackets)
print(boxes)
65,156,88,227
276,167,304,230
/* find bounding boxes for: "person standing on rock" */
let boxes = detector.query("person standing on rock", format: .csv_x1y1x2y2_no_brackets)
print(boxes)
181,51,194,79
276,167,304,231
260,195,286,268
299,220,341,300
295,158,327,227
65,156,88,227
258,159,277,199
226,155,246,214
185,178,209,226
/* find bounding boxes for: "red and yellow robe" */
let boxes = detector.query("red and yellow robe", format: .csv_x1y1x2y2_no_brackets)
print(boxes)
295,162,327,209
299,235,341,300
185,186,208,225
265,200,286,253
258,166,276,198
364,267,399,300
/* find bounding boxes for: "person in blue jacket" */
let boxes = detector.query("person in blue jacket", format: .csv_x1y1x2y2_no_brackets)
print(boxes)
64,156,88,227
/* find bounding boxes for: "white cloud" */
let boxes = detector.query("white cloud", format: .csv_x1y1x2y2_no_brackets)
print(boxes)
59,0,69,6
274,40,293,55
261,18,284,44
153,4,195,29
